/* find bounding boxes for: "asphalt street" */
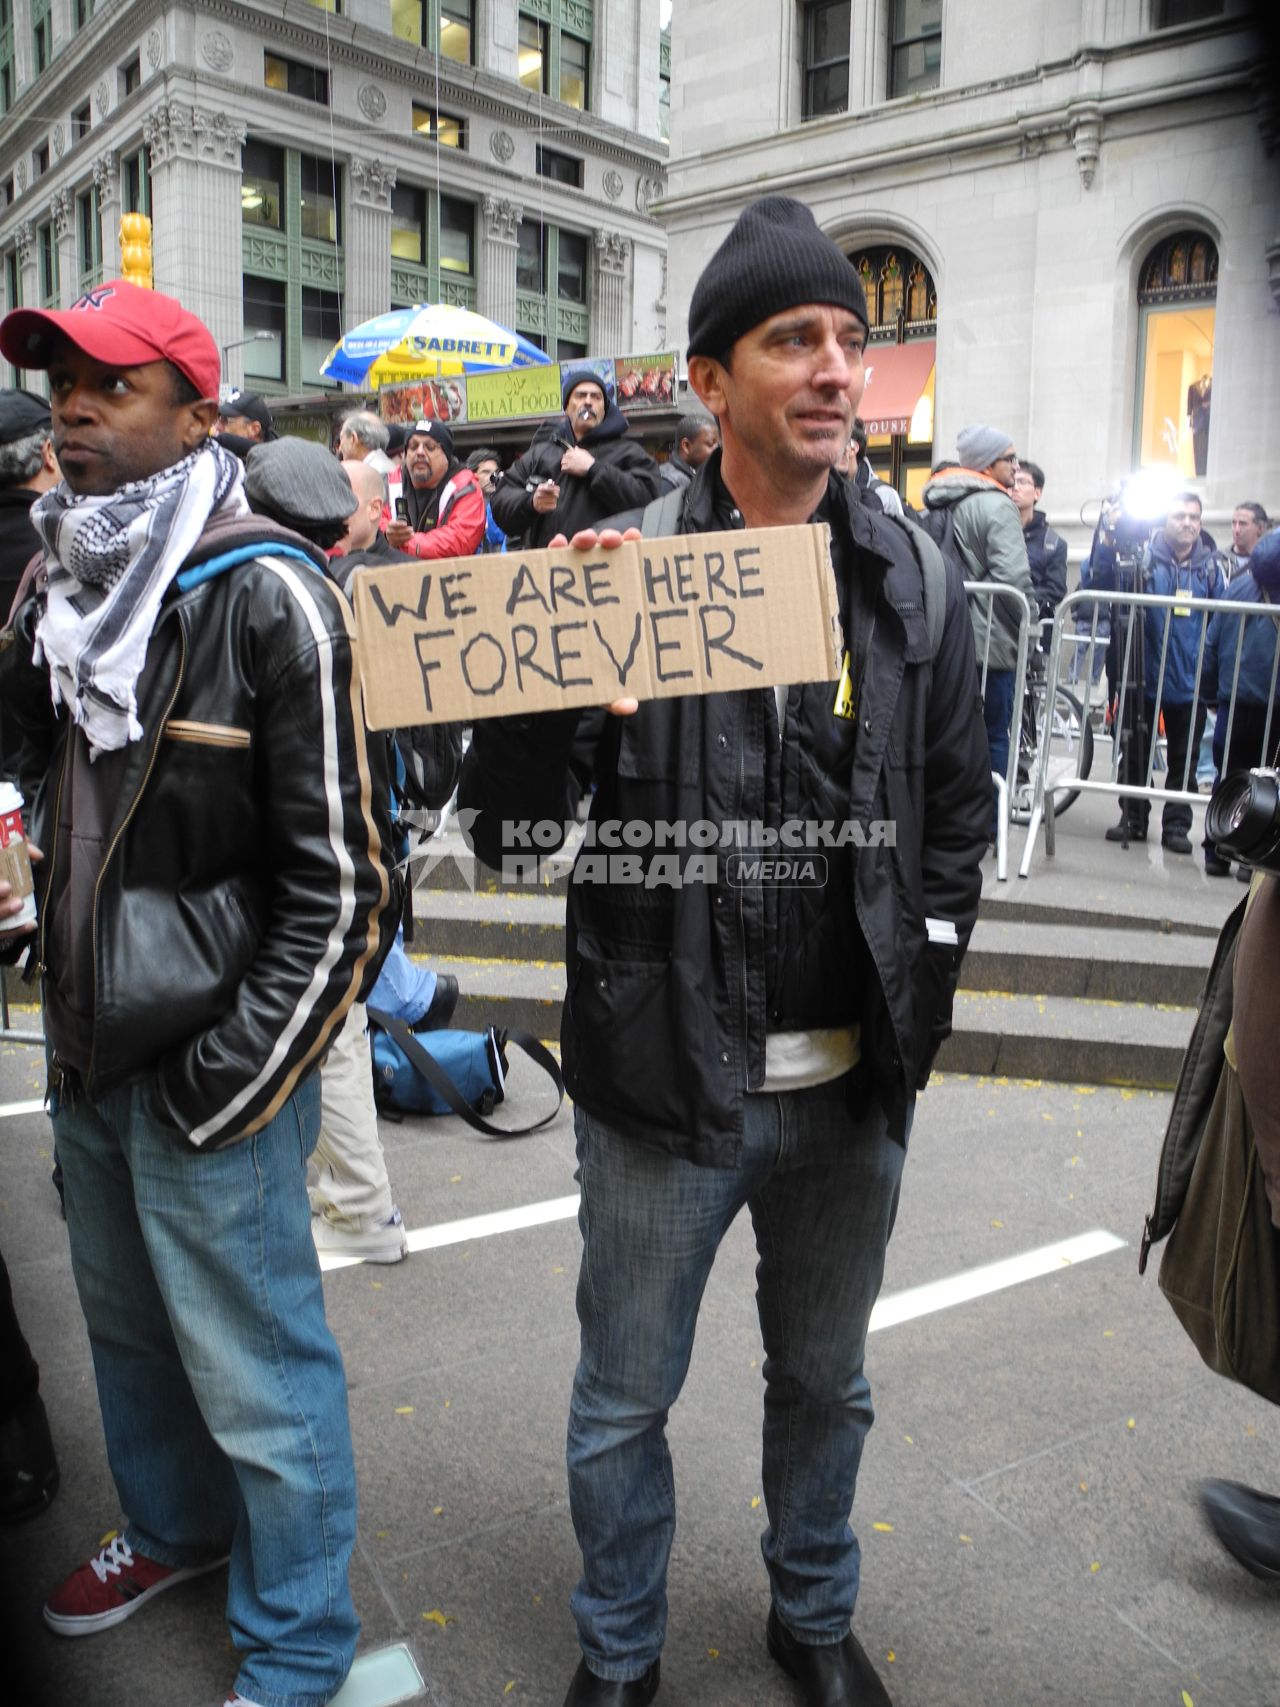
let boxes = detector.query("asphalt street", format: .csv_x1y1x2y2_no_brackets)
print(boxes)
2,977,1278,1707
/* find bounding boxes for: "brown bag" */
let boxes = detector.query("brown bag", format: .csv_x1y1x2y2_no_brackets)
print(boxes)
1140,881,1280,1405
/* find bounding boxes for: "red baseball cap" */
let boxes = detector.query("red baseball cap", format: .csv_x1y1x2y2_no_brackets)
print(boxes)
0,280,221,399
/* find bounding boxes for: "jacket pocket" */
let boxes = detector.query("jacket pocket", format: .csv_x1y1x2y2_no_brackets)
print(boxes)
567,939,692,1129
162,720,252,749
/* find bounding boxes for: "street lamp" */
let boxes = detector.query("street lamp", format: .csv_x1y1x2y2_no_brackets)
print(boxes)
220,330,278,362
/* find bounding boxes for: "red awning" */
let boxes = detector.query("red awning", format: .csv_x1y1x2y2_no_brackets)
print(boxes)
860,340,936,436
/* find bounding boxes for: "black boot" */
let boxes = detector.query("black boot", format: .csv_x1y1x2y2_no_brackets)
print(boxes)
562,1657,660,1706
767,1607,891,1706
0,1392,60,1525
1200,1480,1280,1580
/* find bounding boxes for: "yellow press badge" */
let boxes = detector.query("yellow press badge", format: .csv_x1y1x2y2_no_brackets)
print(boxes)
833,650,855,721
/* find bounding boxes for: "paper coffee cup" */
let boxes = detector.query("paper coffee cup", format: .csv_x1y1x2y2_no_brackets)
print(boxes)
0,782,37,933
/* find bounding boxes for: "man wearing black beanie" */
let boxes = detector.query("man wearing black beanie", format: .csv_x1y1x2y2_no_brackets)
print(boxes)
461,195,990,1707
491,367,661,550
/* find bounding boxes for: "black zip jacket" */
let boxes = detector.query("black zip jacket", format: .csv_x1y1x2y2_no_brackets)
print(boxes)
0,511,396,1147
461,454,989,1163
491,400,662,549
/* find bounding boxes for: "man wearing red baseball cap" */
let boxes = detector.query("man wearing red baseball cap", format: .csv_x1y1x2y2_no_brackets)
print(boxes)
0,282,395,1707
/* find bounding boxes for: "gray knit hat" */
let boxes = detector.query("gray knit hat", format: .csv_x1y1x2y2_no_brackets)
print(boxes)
687,197,869,362
244,438,358,526
956,423,1014,474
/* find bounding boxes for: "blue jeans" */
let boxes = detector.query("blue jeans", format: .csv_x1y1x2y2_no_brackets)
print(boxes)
982,668,1016,839
367,925,436,1025
52,1068,358,1707
566,1079,907,1680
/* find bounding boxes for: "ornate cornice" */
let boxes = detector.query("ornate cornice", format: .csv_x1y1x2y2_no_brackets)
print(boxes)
594,229,630,275
350,156,396,209
92,149,120,204
145,103,246,169
51,189,74,240
483,195,522,243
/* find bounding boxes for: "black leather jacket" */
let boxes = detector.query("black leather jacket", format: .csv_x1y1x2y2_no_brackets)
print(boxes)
0,512,396,1147
461,456,990,1163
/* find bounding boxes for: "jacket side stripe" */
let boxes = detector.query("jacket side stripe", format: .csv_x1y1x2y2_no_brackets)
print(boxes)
185,557,365,1147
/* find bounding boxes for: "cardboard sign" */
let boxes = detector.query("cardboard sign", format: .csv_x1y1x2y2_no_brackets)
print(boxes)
351,526,843,729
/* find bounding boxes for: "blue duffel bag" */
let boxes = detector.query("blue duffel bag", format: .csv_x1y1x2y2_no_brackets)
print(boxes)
368,1008,563,1137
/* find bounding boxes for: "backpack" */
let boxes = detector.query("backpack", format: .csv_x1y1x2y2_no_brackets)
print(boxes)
368,1007,565,1137
639,490,947,662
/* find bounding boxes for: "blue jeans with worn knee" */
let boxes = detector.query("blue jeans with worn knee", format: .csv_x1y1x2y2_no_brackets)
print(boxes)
566,1078,907,1681
52,1067,358,1707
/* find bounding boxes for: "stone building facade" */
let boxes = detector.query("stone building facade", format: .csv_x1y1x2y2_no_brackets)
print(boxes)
663,0,1278,544
0,0,669,411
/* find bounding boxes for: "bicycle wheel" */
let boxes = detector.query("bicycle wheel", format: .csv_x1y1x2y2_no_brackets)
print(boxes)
1010,683,1094,823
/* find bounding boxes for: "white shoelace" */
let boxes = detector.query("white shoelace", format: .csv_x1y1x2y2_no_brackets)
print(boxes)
89,1535,134,1583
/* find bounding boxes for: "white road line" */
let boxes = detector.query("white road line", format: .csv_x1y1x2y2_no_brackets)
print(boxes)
321,1196,1127,1328
868,1228,1128,1333
317,1194,581,1272
0,1098,46,1119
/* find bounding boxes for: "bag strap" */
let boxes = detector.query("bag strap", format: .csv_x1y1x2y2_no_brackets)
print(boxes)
640,487,687,539
894,514,948,661
368,1008,565,1138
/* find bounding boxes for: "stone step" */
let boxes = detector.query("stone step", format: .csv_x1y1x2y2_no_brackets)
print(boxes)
408,894,1213,1007
414,953,1194,1091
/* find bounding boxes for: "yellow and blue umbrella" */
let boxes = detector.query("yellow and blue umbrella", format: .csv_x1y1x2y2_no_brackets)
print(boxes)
320,303,551,389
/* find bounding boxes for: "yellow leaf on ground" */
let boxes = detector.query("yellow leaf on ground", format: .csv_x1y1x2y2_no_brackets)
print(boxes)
395,1406,414,1416
1182,1692,1194,1706
450,1175,462,1184
1079,1483,1088,1493
422,1609,453,1627
433,1506,444,1516
370,1281,383,1290
886,1651,896,1663
1090,1561,1101,1573
958,1535,972,1544
376,1530,389,1539
504,1683,516,1695
903,1435,914,1445
551,1266,565,1274
990,1219,1004,1229
872,1522,894,1533
750,1495,761,1509
707,1648,720,1660
1102,1330,1114,1339
1127,1418,1136,1430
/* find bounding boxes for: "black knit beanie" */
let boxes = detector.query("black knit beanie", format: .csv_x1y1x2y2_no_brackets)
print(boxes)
687,196,869,362
561,366,610,408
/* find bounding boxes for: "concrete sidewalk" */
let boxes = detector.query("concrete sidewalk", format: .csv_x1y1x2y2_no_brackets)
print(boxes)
3,1025,1279,1706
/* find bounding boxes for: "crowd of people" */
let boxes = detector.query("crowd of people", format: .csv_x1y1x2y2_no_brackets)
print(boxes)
0,193,1274,1707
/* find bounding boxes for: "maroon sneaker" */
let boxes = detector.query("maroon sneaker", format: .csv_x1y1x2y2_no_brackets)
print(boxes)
43,1533,227,1637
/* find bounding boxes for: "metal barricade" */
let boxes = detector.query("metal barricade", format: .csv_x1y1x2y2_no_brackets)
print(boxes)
1018,585,1280,876
962,580,1033,882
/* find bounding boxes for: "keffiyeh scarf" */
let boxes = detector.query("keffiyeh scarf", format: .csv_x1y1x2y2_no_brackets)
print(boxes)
30,438,248,757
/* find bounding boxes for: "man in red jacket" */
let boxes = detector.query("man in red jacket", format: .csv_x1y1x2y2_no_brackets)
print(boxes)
385,418,485,559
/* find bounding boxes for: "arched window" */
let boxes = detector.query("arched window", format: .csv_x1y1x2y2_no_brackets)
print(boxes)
845,241,938,506
1135,228,1218,476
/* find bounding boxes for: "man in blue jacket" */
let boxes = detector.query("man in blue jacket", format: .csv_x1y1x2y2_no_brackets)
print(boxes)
1202,527,1280,875
1092,491,1225,851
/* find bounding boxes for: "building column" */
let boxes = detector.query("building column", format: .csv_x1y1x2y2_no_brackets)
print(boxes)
591,228,630,356
94,150,121,277
347,157,395,331
143,102,247,379
14,222,37,314
480,195,521,329
52,190,76,307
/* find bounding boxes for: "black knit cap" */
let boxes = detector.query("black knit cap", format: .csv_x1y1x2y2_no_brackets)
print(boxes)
687,196,869,362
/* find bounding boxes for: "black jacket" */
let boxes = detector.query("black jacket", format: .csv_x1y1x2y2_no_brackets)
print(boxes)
461,454,990,1163
0,509,396,1147
1023,509,1068,618
491,399,661,549
0,486,42,617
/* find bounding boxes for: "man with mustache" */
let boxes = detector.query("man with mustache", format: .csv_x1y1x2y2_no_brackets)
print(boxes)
384,417,485,559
